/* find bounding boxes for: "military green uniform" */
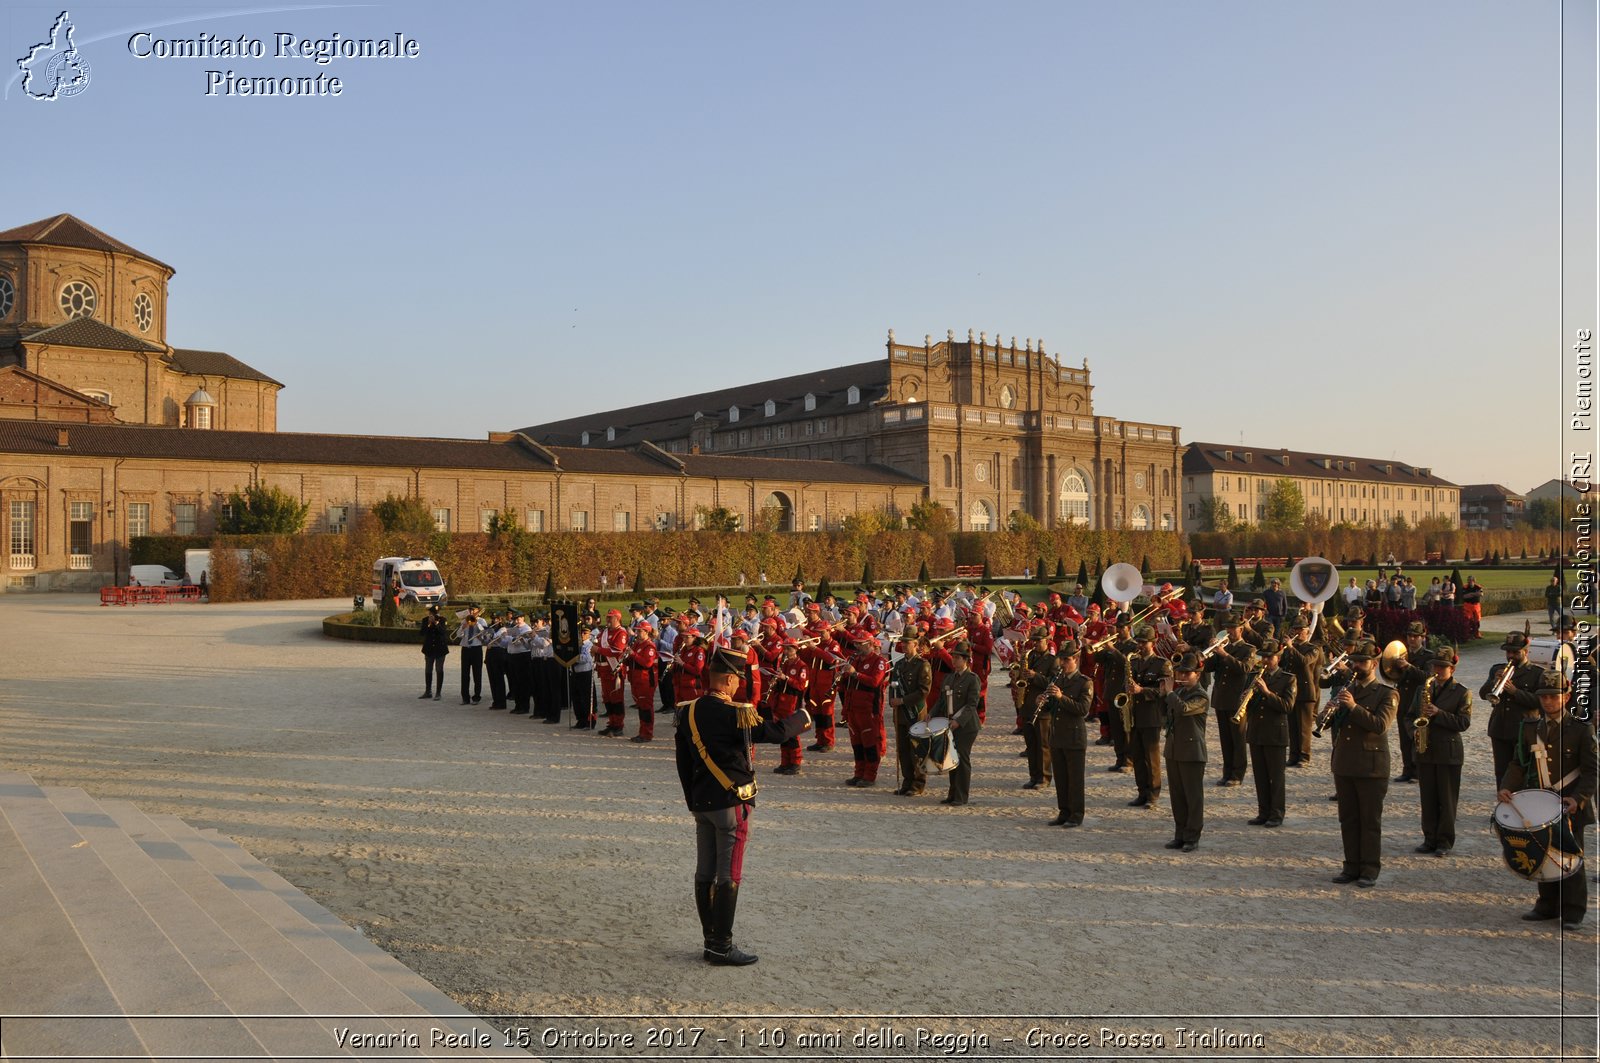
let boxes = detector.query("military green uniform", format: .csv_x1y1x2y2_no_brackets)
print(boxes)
1206,639,1254,783
1392,641,1435,782
1330,674,1398,883
1244,662,1297,825
1045,668,1093,825
1483,658,1545,787
1128,654,1167,806
1021,647,1057,787
1500,710,1597,925
1280,634,1324,766
1164,684,1209,847
940,667,983,805
893,654,933,795
1094,638,1136,769
1413,674,1471,853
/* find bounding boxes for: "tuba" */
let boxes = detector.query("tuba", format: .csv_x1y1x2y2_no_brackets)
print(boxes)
1289,556,1341,640
1101,563,1144,606
1379,640,1409,682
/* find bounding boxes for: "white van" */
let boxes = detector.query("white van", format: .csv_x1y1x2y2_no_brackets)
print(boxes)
372,556,447,605
129,564,185,587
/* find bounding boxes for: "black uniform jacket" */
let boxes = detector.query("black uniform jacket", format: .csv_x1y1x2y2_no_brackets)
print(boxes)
1414,678,1471,766
1244,667,1297,746
676,694,809,812
1164,687,1209,763
1329,676,1397,779
1501,713,1599,829
1045,671,1093,750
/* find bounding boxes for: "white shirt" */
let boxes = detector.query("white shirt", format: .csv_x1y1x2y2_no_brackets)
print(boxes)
506,621,532,654
458,617,488,648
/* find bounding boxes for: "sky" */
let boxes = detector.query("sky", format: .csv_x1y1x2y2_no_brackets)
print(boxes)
3,0,1593,495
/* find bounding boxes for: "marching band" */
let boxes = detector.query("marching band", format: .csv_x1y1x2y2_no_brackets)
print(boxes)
415,559,1595,928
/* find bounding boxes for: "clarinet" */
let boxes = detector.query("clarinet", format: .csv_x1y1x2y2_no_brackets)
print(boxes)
1313,676,1352,737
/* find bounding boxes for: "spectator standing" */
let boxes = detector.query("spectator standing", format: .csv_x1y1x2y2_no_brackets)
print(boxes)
1439,575,1456,608
418,605,450,701
1423,577,1441,605
1399,577,1416,611
1263,578,1288,634
1385,578,1402,610
1343,578,1363,606
1213,580,1234,614
1460,576,1484,640
1547,575,1565,632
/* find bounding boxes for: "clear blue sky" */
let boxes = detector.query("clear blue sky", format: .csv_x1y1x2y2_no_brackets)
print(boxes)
4,0,1590,495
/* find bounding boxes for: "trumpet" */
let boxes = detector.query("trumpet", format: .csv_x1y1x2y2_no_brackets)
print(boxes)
1321,650,1349,679
1123,585,1186,630
1413,675,1435,755
929,626,967,645
1199,632,1231,659
1488,661,1516,702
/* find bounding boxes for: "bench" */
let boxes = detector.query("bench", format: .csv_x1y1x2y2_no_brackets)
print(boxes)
954,565,985,580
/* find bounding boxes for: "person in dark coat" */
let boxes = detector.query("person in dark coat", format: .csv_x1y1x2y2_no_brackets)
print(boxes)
1412,650,1472,856
1498,671,1597,930
1164,652,1208,851
676,648,812,965
418,605,450,700
1043,639,1093,826
1329,640,1398,887
1243,639,1296,826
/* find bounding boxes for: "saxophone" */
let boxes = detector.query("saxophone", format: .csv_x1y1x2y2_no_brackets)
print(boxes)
1413,675,1435,756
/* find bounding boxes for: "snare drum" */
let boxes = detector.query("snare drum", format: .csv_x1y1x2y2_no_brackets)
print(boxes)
1492,788,1584,882
1526,638,1576,678
910,716,956,774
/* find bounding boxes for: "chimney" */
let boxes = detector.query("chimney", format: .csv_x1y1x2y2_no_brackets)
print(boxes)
56,427,70,448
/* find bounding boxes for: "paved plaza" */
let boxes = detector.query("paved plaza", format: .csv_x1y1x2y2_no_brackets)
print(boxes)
1,593,1595,1059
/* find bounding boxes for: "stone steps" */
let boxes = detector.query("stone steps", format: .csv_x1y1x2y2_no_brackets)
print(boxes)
0,773,522,1061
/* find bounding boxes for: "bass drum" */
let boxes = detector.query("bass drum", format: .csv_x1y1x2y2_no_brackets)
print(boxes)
1526,638,1576,677
1492,789,1583,882
910,716,957,774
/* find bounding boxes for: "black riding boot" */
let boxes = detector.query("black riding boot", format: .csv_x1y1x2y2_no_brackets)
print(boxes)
694,881,715,949
703,881,758,966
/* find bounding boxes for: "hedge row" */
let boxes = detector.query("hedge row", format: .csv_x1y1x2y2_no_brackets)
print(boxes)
205,516,1188,603
1187,527,1564,565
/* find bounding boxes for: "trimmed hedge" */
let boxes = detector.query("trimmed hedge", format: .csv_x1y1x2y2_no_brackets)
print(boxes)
1189,527,1560,566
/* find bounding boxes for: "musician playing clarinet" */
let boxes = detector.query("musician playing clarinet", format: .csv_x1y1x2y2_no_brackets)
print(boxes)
1497,670,1596,931
1329,639,1398,888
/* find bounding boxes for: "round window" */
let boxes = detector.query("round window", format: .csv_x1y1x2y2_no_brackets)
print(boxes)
133,292,153,332
999,384,1016,409
60,280,97,319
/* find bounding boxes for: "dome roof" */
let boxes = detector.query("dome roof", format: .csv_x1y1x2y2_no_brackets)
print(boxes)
185,388,215,405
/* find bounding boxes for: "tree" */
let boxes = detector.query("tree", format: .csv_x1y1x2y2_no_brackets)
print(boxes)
543,570,556,601
633,568,646,596
1196,496,1235,533
1140,555,1152,579
1226,557,1239,589
1090,565,1107,609
1076,560,1088,587
1251,560,1266,591
981,558,991,582
372,493,435,536
1389,512,1410,532
861,560,875,587
917,560,930,584
1006,509,1040,533
1262,478,1306,531
905,499,955,533
1055,557,1067,580
817,576,833,600
792,565,806,583
695,504,742,532
1036,556,1049,585
1528,497,1579,530
216,482,310,534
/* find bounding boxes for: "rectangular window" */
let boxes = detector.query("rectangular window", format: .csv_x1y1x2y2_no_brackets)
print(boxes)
805,421,814,436
761,427,771,442
613,511,630,532
433,508,451,532
1237,503,1247,519
1256,505,1265,520
9,500,36,568
571,510,589,532
127,502,150,538
740,430,750,445
1424,489,1432,501
777,425,788,440
192,406,212,429
174,503,197,535
1187,503,1196,520
809,514,821,531
69,501,93,564
525,509,545,533
327,505,349,533
478,509,496,533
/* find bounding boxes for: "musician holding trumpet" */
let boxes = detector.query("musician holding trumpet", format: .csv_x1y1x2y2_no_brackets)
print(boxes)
1043,640,1093,827
1327,640,1398,888
1241,639,1296,828
1482,633,1546,788
1496,670,1596,931
455,605,488,705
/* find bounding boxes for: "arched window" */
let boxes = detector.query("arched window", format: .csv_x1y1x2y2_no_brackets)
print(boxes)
847,386,860,404
969,499,994,531
804,393,816,411
1131,505,1151,530
1058,470,1091,525
764,400,776,417
1161,469,1171,496
942,455,953,488
1160,512,1174,531
728,406,739,422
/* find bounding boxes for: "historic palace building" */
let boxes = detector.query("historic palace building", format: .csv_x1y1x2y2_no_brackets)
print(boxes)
523,329,1185,533
0,216,921,590
1181,443,1460,532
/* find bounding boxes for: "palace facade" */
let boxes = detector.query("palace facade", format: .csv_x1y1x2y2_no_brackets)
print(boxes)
523,330,1185,533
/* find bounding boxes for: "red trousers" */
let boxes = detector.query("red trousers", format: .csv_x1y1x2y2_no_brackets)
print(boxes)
843,694,887,782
